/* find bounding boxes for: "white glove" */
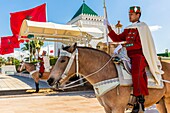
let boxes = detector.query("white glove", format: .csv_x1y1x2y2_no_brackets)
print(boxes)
114,44,123,54
104,19,110,26
36,63,40,71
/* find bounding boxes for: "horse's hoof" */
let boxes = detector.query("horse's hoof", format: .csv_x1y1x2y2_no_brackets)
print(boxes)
35,90,39,93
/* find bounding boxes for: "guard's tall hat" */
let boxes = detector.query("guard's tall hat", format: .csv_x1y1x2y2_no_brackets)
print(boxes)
129,6,141,13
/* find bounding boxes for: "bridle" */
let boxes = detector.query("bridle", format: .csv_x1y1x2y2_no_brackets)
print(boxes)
56,48,114,90
59,48,79,82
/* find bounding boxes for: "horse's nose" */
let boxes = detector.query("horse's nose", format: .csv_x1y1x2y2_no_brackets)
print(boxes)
47,78,54,86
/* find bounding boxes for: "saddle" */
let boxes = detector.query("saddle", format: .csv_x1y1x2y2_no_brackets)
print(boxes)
113,48,164,89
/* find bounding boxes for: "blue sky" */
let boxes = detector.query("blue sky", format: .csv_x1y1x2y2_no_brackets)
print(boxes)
0,0,169,53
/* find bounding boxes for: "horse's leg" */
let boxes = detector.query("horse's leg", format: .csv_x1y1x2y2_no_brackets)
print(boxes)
104,108,111,113
35,75,40,93
35,82,39,93
97,97,112,113
164,97,170,113
97,97,125,113
156,97,167,113
32,73,40,93
103,105,112,113
111,108,125,113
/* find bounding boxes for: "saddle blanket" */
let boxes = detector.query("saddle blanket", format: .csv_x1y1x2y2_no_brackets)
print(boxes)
115,63,164,89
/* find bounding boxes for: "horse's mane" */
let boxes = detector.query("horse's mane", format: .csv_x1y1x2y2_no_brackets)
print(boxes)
62,46,71,51
24,62,36,66
78,46,111,57
62,46,111,58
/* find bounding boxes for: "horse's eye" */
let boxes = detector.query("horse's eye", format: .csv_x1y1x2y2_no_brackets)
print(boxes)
61,60,66,63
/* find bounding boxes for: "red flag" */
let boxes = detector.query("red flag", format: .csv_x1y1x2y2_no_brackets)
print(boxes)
0,47,14,55
10,3,46,35
11,35,20,48
0,3,47,53
1,36,19,49
0,37,15,55
1,36,14,48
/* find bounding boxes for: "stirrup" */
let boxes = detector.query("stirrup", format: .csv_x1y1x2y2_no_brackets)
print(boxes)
125,103,134,112
125,94,137,112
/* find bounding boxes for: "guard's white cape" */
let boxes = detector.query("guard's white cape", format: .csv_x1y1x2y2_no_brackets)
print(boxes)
43,56,51,72
126,22,164,85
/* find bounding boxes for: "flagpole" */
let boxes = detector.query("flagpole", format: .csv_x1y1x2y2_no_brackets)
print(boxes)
13,49,15,66
47,41,50,56
29,41,30,62
45,3,48,22
103,0,109,54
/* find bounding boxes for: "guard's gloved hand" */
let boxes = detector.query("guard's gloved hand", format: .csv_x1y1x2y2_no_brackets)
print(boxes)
114,44,123,54
103,19,110,26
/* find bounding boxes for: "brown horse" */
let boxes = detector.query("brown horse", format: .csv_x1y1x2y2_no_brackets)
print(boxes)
47,43,170,113
18,62,50,92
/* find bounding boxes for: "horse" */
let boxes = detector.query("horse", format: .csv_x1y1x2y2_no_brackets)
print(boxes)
18,62,51,92
47,43,170,113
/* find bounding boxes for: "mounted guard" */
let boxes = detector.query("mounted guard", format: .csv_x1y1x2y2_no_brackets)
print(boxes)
38,50,51,78
107,6,164,113
18,50,51,93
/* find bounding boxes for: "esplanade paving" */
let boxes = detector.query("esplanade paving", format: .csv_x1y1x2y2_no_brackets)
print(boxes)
0,73,50,93
0,73,159,113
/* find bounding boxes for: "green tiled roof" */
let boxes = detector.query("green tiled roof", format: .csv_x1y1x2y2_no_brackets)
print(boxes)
157,52,170,57
71,2,98,20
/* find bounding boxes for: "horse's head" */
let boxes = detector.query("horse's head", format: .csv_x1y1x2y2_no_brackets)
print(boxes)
17,62,25,72
47,43,77,88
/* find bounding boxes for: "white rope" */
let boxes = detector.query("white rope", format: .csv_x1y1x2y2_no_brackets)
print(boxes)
161,79,170,84
59,81,88,90
62,74,170,90
60,50,170,90
63,54,114,88
58,47,170,91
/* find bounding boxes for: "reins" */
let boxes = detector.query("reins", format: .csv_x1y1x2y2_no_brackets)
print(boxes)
58,48,115,90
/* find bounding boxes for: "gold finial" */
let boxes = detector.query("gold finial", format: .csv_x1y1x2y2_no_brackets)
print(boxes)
116,20,123,28
116,21,123,34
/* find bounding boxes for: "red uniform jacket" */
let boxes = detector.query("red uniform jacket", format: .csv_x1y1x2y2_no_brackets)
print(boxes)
108,28,149,96
38,56,45,73
108,28,143,57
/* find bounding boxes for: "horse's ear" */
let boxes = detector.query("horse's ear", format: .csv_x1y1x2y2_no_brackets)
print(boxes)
73,43,77,49
62,45,64,49
68,43,77,53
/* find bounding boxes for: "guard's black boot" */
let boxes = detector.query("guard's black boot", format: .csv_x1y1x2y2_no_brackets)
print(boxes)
137,95,145,113
131,95,145,113
131,103,139,113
